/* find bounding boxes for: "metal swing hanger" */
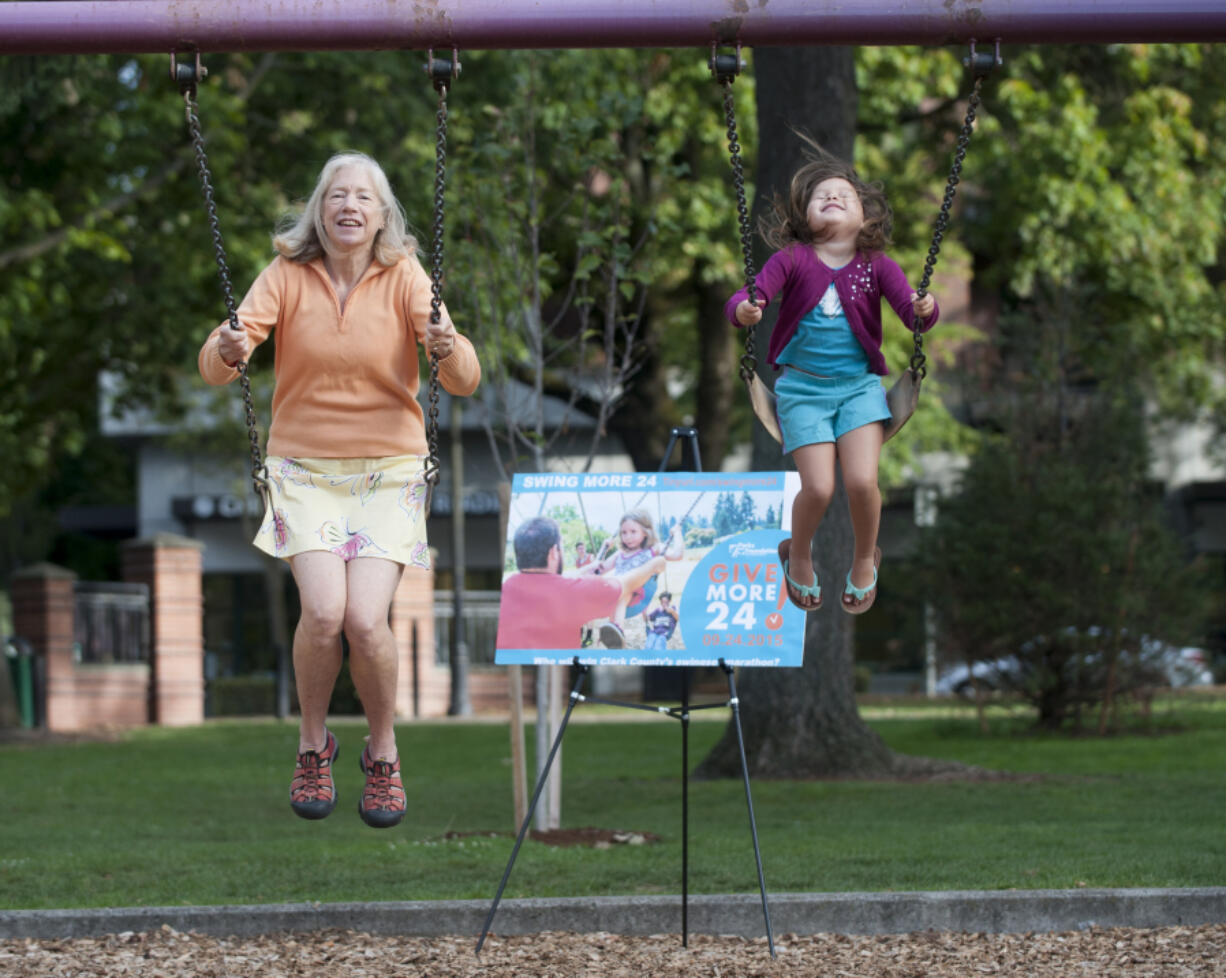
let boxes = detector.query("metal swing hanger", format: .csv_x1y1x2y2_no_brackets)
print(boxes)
172,50,270,502
712,39,1001,445
420,47,460,516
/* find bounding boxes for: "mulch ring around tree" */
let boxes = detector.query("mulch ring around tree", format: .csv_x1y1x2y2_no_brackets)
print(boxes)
3,924,1224,977
444,826,662,848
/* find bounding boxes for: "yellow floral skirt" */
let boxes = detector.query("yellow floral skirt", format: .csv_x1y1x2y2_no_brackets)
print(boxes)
254,455,431,569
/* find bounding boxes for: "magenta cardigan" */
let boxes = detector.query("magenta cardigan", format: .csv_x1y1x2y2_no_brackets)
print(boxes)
724,245,938,376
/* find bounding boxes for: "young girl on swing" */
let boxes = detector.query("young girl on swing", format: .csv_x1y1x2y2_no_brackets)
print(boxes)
726,143,937,615
582,508,684,646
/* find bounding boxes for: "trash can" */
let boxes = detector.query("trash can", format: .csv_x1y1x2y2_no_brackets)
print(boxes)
4,636,36,729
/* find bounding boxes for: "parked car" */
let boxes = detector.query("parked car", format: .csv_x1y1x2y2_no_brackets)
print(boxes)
937,635,1213,698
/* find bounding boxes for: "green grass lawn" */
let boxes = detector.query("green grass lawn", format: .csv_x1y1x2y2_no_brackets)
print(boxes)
3,692,1225,910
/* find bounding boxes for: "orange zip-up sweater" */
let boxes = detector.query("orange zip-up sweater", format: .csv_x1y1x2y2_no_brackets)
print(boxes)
198,255,480,458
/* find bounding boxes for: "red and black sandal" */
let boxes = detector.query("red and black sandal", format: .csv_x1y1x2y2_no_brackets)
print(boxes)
358,746,406,829
289,728,339,820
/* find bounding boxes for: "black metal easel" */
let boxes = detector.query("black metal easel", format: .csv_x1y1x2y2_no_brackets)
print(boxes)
476,426,776,958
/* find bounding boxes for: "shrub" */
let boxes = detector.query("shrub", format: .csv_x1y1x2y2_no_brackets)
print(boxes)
685,527,716,547
923,398,1210,731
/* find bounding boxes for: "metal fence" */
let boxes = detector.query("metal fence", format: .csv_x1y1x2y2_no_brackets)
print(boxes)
433,590,502,666
73,582,150,664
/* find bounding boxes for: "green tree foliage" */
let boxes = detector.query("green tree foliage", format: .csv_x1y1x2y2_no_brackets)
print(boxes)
738,490,755,529
446,50,660,474
1,56,205,509
3,44,1224,582
907,43,1224,731
710,490,739,538
0,49,752,537
0,52,436,508
922,396,1210,731
959,45,1226,418
445,48,755,473
852,43,1226,474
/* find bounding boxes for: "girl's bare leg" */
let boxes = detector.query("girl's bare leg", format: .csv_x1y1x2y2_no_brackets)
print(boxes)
289,551,348,752
789,442,837,596
343,556,406,762
836,421,884,596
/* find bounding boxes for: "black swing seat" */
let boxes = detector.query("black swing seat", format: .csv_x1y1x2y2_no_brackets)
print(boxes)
745,369,784,444
742,366,919,446
882,365,921,441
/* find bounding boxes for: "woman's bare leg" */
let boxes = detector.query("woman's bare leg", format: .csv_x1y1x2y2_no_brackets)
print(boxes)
289,551,347,751
343,556,405,762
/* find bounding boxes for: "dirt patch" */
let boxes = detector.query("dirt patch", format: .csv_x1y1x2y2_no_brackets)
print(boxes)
2,924,1223,976
443,826,662,849
531,826,661,848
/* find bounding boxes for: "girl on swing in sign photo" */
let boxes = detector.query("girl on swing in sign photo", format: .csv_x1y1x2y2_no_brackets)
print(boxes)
580,508,684,648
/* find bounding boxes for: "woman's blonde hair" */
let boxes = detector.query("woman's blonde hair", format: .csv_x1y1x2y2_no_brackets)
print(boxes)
760,136,892,255
273,151,419,265
618,509,659,552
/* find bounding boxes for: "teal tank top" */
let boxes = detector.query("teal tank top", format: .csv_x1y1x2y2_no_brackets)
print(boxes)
778,282,869,377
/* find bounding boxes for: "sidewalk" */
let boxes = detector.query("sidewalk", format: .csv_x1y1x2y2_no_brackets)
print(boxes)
3,888,1224,941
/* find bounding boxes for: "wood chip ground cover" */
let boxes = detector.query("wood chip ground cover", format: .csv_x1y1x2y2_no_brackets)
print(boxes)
3,924,1223,976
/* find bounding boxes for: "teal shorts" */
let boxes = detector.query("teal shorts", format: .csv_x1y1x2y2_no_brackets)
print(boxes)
775,367,891,453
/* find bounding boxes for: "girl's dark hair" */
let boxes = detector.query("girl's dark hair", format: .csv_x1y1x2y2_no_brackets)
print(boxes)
759,136,893,254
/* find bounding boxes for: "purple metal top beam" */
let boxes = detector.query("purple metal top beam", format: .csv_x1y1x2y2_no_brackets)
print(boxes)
1,0,1223,54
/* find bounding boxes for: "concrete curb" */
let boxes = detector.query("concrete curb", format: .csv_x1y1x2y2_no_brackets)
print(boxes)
3,888,1224,941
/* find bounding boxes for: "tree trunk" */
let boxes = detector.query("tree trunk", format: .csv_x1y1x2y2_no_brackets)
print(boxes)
698,46,968,781
693,258,733,471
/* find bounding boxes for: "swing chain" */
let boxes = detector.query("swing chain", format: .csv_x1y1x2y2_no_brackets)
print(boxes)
421,51,458,502
910,46,996,380
173,52,269,501
710,46,760,387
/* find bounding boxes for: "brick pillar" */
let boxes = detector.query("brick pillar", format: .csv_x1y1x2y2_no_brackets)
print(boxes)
122,533,206,727
390,564,445,717
11,563,76,731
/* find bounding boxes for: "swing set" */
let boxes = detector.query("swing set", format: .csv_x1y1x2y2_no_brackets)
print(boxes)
4,0,1220,474
174,35,990,505
4,0,1219,958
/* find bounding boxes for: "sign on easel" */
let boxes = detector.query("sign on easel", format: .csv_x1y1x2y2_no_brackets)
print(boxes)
494,471,805,667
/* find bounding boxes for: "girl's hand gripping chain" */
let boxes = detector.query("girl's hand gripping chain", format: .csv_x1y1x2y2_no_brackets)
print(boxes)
735,298,766,326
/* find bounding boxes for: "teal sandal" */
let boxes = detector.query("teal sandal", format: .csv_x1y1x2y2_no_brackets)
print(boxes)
842,546,882,615
778,538,822,612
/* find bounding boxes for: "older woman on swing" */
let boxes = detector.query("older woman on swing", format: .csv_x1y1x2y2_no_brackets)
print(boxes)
199,152,481,828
